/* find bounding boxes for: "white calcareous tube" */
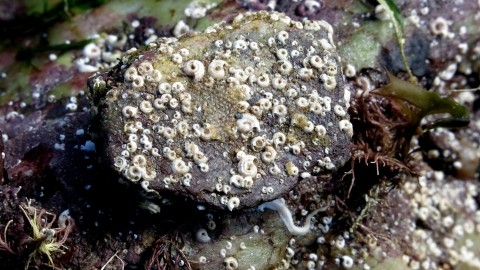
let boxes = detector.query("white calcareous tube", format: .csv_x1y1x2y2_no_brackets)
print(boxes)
258,198,329,236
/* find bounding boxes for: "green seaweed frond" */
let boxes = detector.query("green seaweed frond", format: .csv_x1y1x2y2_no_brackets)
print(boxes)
372,70,470,131
377,0,418,85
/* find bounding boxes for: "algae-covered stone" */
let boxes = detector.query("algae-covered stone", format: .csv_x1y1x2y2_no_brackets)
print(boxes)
89,11,351,210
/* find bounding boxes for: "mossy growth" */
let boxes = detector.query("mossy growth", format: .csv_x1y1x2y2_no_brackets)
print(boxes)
291,113,309,129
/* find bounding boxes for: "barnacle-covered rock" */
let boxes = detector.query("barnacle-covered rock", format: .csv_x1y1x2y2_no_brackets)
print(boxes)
89,11,351,210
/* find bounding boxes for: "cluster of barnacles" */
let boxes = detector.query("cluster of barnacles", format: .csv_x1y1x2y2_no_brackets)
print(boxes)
0,199,75,269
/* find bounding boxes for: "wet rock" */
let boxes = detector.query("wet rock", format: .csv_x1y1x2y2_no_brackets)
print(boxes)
380,31,431,77
89,11,351,210
186,210,289,270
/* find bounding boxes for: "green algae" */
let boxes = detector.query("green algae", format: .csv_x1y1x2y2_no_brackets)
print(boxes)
0,65,31,104
337,20,395,72
373,70,470,131
338,29,381,71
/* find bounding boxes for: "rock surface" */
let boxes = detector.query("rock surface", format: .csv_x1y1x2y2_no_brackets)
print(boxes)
89,11,351,210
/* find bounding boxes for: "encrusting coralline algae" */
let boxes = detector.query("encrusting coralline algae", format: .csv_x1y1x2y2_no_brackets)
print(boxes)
89,11,351,210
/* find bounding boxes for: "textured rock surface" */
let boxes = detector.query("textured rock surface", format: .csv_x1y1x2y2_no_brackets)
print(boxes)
89,11,351,210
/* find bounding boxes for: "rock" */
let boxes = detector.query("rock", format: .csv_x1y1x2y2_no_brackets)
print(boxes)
0,129,3,183
89,11,351,210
